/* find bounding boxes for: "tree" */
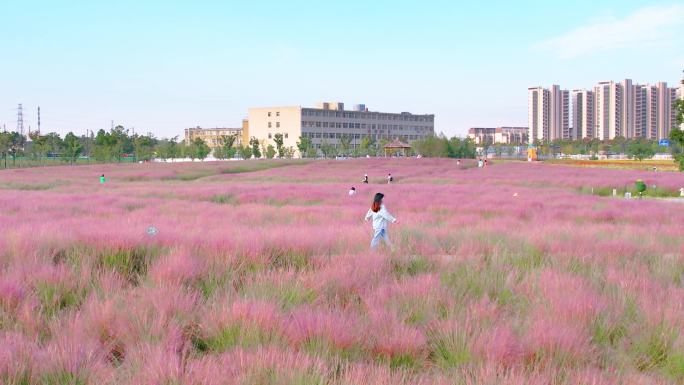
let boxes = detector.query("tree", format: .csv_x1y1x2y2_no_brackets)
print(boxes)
28,132,49,162
61,132,83,164
266,144,276,159
296,136,312,158
44,132,63,157
675,99,684,126
7,132,25,166
413,135,448,157
273,133,284,158
627,140,655,161
339,134,352,157
320,140,337,158
671,129,684,171
378,138,389,156
238,144,252,160
359,136,376,157
283,146,295,159
133,134,156,161
249,137,261,159
94,129,117,162
447,137,477,159
193,138,210,161
0,132,11,168
670,101,684,171
260,140,268,160
219,134,237,159
156,136,179,161
213,146,226,160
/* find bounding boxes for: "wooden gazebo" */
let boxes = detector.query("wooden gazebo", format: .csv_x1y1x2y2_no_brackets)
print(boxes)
383,138,412,157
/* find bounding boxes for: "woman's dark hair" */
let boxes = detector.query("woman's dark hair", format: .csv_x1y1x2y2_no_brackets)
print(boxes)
371,193,384,212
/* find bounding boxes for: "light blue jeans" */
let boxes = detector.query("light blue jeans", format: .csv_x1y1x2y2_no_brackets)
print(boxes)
370,228,391,248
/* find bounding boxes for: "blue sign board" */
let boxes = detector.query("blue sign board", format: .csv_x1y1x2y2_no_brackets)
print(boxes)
659,139,670,147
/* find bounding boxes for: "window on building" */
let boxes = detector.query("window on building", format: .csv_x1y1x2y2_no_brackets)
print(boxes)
276,122,280,128
276,112,280,117
268,112,271,117
285,133,288,139
268,133,272,139
316,122,321,127
343,123,348,128
268,122,272,128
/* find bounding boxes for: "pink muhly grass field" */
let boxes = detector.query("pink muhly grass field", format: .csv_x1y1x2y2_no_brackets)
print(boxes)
1,158,684,384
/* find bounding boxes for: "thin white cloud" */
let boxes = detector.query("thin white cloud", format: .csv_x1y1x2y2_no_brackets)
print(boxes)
536,4,684,59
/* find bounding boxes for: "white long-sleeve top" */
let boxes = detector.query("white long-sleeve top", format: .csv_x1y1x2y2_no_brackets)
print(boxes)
365,204,396,230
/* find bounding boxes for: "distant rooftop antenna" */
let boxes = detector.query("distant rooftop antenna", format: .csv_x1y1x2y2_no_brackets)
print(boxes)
16,104,24,137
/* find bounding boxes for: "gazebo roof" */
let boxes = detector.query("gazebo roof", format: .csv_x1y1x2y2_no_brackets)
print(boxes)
383,139,412,149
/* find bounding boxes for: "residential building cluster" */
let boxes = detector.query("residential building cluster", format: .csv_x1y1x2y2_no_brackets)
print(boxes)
529,78,682,143
467,127,528,145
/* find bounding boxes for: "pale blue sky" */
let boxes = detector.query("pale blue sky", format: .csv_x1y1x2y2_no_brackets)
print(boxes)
1,0,682,137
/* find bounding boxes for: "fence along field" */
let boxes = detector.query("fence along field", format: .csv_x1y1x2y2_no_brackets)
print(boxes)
1,158,684,384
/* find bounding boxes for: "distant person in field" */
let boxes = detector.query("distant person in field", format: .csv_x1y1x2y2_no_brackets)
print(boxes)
387,173,393,184
349,187,356,196
484,159,488,167
100,174,106,184
363,174,369,184
365,193,397,249
457,159,461,165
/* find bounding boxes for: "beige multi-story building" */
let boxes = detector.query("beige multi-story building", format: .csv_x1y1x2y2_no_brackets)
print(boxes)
468,127,528,145
184,126,243,150
551,85,570,140
621,79,635,138
635,82,677,140
594,81,622,140
528,85,568,143
571,89,594,140
247,102,434,156
528,87,548,143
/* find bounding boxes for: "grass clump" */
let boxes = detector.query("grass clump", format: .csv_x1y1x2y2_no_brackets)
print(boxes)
631,323,675,372
192,323,274,354
41,371,87,385
390,255,433,277
240,280,316,312
441,263,519,308
427,327,471,370
209,194,237,205
35,281,87,319
242,367,326,385
267,249,312,271
98,246,159,285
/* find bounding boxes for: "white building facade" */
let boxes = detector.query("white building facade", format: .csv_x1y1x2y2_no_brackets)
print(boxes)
571,89,594,140
528,85,568,143
248,103,434,156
